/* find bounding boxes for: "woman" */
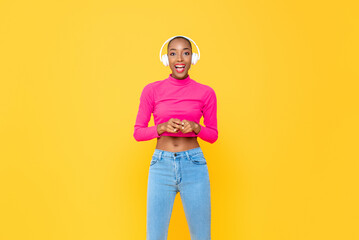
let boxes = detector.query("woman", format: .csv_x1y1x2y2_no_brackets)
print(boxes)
133,35,218,240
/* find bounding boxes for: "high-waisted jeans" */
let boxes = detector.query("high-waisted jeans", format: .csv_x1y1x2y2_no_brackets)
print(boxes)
147,147,211,240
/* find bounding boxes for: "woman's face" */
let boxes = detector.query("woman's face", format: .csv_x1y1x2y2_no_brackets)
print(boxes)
167,38,192,80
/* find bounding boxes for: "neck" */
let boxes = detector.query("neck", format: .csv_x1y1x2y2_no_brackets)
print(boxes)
167,73,192,86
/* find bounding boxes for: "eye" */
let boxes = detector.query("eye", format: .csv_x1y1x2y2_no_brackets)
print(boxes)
170,52,175,56
184,52,190,55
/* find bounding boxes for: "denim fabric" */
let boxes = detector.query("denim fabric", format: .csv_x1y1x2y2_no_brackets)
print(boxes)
146,147,211,240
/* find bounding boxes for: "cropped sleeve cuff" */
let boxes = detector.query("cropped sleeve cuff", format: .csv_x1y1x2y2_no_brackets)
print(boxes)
196,124,206,138
196,124,218,144
151,124,161,138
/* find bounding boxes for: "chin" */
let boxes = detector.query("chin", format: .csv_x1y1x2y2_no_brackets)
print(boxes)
173,72,188,78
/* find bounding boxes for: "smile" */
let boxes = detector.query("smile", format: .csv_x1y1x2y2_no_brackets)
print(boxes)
175,64,185,73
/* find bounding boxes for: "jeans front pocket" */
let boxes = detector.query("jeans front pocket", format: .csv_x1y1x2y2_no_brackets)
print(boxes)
150,155,159,167
189,152,207,165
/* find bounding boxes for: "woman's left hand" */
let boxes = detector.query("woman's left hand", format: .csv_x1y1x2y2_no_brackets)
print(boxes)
180,120,201,134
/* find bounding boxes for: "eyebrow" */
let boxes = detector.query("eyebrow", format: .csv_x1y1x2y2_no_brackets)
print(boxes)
169,48,191,51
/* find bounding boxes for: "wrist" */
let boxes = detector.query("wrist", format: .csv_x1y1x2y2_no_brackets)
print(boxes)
157,123,164,135
194,123,201,134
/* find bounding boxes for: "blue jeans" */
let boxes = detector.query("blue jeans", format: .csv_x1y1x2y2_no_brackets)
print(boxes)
147,147,211,240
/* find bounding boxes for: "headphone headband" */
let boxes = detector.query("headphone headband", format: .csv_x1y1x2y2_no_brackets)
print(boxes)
159,35,201,62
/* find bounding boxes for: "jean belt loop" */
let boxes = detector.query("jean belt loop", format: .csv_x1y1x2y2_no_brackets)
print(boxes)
159,151,163,161
185,152,190,161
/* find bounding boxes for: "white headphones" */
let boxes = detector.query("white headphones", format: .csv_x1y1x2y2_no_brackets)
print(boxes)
159,35,201,66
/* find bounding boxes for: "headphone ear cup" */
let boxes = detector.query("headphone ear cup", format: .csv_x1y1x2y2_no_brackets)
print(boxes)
191,53,199,65
161,54,169,66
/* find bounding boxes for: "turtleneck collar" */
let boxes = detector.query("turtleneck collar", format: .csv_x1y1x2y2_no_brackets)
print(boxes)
167,73,193,86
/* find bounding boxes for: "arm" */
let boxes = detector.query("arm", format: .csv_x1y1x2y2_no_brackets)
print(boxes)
196,88,218,144
133,84,161,141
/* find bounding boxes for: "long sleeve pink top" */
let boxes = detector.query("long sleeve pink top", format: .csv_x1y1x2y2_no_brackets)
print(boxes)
133,74,218,144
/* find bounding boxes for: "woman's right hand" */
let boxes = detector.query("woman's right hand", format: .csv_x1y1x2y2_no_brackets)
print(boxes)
157,118,183,135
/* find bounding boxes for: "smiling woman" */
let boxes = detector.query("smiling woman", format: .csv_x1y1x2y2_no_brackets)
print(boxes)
133,35,217,240
167,37,192,75
167,37,192,78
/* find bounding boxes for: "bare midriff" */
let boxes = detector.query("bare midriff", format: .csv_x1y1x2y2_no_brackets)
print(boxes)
156,136,200,152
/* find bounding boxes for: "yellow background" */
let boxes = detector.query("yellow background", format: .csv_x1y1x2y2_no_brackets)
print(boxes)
1,0,358,239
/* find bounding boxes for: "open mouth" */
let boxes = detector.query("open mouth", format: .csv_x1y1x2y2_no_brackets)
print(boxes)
175,64,185,73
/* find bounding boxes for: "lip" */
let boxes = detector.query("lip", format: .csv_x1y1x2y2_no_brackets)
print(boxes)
174,64,186,73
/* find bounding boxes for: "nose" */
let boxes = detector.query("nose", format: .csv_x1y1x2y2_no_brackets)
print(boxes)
176,53,183,61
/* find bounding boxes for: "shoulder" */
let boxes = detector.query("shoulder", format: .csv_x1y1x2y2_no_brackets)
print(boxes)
192,80,216,97
141,79,164,93
142,80,161,89
143,78,166,90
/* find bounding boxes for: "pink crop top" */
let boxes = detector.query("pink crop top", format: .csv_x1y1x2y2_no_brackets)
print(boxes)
133,73,218,144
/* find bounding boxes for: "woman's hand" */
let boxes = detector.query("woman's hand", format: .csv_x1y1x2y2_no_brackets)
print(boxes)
157,118,182,134
179,120,201,134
